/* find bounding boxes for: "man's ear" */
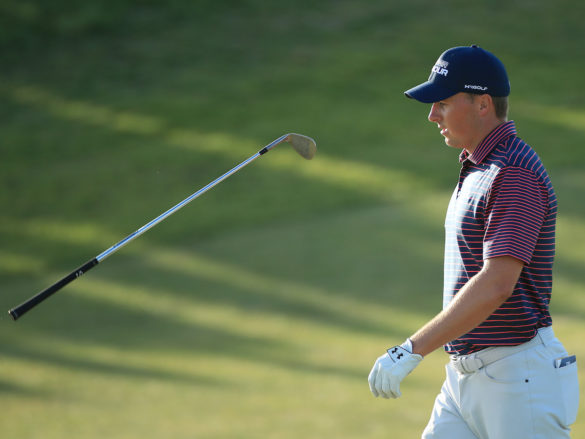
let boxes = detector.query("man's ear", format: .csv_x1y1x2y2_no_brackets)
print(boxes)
478,94,493,115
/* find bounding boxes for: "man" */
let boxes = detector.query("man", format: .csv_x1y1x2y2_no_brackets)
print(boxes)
368,45,579,438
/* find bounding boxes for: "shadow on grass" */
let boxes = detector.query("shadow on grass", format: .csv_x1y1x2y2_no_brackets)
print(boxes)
0,379,49,398
1,341,226,390
1,286,367,388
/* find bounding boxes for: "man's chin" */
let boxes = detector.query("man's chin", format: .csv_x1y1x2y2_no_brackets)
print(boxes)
444,138,465,150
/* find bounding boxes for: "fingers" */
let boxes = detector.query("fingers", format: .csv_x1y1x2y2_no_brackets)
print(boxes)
378,373,392,399
390,381,401,399
380,373,399,399
368,363,380,397
368,361,398,399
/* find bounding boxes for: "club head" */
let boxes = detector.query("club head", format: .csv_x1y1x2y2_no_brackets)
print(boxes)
285,133,317,160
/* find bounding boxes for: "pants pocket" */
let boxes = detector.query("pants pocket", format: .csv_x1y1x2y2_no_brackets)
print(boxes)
556,360,579,427
482,351,530,384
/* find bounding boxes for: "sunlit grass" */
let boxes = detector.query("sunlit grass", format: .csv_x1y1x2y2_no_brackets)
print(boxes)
515,100,585,134
0,250,45,275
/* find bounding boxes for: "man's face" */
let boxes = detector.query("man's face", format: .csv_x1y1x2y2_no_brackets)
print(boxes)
427,93,482,151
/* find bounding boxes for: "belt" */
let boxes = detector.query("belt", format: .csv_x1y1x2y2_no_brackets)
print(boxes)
450,327,554,375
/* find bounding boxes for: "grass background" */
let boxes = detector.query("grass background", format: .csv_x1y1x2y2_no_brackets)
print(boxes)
1,1,584,437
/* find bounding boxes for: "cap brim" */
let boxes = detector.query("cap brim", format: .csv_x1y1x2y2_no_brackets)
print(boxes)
404,81,457,103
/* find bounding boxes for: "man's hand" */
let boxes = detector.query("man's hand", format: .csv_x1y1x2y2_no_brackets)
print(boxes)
368,344,423,399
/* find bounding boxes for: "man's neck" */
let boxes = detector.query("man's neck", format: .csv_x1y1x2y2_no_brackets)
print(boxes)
465,118,507,155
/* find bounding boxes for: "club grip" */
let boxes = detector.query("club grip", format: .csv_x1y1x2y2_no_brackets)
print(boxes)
8,258,99,321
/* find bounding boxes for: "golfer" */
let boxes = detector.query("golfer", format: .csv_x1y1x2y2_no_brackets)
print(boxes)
368,45,579,438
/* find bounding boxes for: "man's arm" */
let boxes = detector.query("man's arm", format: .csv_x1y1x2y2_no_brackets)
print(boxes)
368,255,524,399
410,255,524,357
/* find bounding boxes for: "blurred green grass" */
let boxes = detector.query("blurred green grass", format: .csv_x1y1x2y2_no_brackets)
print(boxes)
1,1,584,437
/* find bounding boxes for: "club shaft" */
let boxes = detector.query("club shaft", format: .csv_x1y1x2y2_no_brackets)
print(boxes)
97,151,262,262
9,135,288,320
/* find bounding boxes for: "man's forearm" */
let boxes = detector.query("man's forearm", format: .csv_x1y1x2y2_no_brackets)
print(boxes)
409,256,523,357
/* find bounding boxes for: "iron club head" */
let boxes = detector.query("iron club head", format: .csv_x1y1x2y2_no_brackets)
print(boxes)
285,133,317,160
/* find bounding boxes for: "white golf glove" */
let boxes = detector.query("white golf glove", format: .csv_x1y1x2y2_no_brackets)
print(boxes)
368,340,423,399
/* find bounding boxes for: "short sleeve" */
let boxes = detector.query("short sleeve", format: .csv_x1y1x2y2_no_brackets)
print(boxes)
483,167,548,264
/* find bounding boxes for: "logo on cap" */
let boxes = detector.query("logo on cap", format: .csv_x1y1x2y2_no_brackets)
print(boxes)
464,85,488,91
431,59,449,77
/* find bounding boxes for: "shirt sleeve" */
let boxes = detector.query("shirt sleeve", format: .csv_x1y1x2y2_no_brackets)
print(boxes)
483,166,548,264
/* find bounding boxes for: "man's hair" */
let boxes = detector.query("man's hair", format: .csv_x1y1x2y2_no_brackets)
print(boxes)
492,96,509,121
466,93,509,121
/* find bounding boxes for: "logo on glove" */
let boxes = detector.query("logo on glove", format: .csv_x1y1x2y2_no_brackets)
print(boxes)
387,346,410,362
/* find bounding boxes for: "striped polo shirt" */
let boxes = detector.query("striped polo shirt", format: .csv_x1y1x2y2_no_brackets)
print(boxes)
444,121,556,355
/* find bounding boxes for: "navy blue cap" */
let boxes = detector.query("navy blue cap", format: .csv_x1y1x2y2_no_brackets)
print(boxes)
405,45,510,103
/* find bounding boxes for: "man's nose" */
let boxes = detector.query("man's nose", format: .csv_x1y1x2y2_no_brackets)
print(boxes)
428,103,440,123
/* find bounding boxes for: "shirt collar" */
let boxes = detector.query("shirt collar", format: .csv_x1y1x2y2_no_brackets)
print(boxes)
459,121,517,164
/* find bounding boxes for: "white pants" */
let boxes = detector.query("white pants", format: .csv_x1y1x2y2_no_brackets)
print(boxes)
422,327,579,439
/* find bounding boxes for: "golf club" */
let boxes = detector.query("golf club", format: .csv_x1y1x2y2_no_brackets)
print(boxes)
8,133,316,321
